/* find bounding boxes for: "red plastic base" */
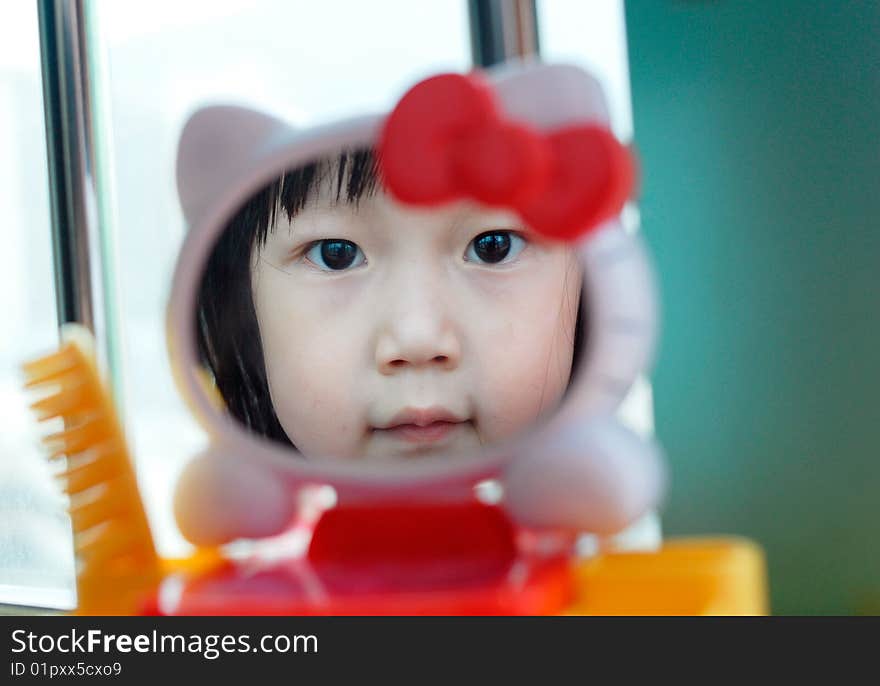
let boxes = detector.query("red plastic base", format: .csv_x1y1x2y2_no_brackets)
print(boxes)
146,503,573,615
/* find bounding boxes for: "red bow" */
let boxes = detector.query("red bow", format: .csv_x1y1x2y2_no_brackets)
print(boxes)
378,72,636,242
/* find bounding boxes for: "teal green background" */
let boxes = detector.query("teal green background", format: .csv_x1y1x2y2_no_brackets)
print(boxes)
624,1,880,613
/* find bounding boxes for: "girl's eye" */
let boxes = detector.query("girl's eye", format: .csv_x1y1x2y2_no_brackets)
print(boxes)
304,239,365,271
464,231,526,265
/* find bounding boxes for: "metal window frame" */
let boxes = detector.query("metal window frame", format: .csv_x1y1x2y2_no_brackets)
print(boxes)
37,0,122,393
468,0,540,67
0,0,123,613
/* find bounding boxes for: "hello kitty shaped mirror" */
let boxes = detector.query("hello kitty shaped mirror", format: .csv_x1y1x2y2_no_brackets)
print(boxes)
167,61,663,546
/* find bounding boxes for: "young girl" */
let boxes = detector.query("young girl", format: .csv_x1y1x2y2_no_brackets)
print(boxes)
197,148,585,463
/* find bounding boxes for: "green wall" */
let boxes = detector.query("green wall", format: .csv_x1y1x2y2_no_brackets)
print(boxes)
624,1,880,613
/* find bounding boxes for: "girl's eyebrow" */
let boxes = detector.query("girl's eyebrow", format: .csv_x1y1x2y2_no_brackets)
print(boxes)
274,205,373,241
458,205,526,225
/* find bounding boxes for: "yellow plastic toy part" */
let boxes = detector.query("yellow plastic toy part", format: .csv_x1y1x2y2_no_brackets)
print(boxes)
22,324,161,615
566,537,768,616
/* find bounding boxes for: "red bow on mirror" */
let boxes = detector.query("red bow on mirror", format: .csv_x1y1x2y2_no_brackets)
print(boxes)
378,72,636,242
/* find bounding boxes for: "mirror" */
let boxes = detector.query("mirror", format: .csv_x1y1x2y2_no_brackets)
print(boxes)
194,148,587,466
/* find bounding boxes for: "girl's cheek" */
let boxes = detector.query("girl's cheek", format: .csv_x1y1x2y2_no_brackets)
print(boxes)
260,283,367,395
265,342,363,459
467,265,576,439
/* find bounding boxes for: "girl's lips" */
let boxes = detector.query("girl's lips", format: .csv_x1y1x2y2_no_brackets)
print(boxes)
380,420,466,444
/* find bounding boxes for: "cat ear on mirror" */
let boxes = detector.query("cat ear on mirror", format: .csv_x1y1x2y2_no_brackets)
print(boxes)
176,105,292,229
491,60,612,130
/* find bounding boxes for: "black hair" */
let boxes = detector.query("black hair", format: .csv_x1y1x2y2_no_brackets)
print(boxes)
196,148,585,448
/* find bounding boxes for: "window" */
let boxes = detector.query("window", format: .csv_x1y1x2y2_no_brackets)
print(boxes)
0,4,75,610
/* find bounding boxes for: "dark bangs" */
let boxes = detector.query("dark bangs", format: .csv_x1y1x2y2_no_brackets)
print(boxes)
196,149,380,446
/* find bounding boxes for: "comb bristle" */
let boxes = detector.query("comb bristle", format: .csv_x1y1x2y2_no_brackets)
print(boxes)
59,456,124,495
73,520,112,551
76,523,132,566
30,381,101,420
21,344,79,381
47,441,116,466
23,361,85,390
46,437,111,461
44,417,111,457
69,481,130,531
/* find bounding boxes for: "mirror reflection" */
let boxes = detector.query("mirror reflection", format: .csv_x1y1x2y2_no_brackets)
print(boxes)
196,148,586,464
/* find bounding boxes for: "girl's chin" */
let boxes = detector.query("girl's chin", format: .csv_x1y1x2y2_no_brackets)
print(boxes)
287,424,487,463
363,423,485,463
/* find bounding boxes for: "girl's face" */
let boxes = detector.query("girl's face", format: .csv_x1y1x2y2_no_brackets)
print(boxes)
249,181,583,464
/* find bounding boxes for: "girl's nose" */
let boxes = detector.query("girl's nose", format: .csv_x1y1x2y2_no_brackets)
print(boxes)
374,284,462,375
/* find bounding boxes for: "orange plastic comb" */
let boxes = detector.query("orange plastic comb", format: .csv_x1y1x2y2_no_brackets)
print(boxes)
22,324,160,615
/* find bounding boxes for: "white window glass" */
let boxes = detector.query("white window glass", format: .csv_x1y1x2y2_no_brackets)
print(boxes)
538,0,633,141
97,0,471,555
0,5,75,610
